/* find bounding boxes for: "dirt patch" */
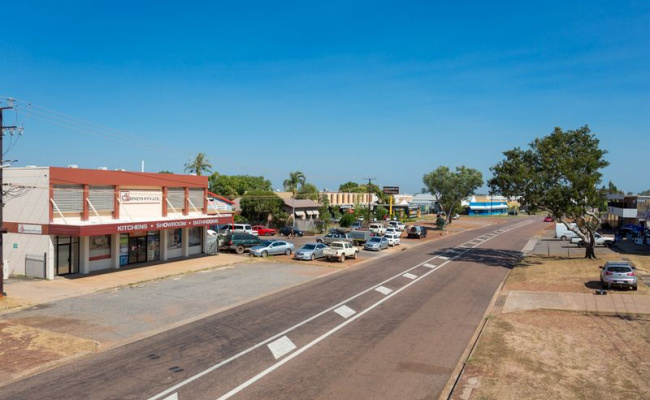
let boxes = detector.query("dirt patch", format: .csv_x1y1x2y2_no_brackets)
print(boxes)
0,320,98,385
0,296,31,314
505,254,649,294
453,310,650,400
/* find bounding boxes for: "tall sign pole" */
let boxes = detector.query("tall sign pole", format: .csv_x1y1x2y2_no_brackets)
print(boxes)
383,186,399,219
0,106,14,297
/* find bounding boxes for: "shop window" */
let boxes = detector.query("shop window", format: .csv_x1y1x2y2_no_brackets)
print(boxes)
53,185,83,212
89,235,111,261
167,228,182,249
89,186,115,211
147,231,160,260
168,188,185,211
188,227,202,247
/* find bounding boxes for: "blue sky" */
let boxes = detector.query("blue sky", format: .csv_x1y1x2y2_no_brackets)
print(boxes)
2,1,649,194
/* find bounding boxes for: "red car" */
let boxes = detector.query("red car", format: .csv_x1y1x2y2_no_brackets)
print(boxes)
252,225,277,236
544,216,553,222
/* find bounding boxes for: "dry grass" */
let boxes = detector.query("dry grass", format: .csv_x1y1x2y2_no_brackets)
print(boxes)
505,254,650,294
0,321,98,385
455,311,650,400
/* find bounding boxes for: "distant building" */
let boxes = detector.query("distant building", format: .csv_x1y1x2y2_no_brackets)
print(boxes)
410,194,438,213
607,194,650,228
282,199,322,221
468,195,508,215
319,192,377,212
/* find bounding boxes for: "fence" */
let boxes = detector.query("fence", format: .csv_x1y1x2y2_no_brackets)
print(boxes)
25,253,47,279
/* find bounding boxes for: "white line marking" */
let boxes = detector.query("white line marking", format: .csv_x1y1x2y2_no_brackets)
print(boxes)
148,219,534,400
267,336,297,360
423,263,436,268
162,394,178,400
439,256,449,260
403,273,417,280
334,305,356,319
375,286,393,295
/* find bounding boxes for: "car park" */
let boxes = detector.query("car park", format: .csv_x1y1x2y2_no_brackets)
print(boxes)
252,225,277,236
364,237,389,251
279,226,304,237
294,243,329,261
384,232,401,246
250,240,295,257
600,261,637,290
219,233,262,254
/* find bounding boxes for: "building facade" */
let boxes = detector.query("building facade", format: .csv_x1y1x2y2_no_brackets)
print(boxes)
468,195,508,215
3,167,233,279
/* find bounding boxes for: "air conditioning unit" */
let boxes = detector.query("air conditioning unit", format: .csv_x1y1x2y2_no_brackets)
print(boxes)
68,165,78,169
97,167,108,170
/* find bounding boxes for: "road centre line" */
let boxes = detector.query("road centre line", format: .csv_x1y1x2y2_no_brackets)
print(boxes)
148,220,531,400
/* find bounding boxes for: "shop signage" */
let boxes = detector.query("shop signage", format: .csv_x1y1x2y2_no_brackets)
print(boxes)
383,186,399,194
18,224,42,234
115,218,222,233
119,190,162,204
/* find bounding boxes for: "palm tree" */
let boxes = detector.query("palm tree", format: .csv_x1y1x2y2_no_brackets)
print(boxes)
184,153,212,176
283,171,306,195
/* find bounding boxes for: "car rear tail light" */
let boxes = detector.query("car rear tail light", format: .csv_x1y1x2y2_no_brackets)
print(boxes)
627,272,636,276
605,271,613,275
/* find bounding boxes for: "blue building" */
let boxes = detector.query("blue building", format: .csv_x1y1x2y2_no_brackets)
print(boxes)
468,195,508,215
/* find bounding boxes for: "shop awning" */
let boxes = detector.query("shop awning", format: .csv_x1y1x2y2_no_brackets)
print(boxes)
295,211,306,217
306,210,314,215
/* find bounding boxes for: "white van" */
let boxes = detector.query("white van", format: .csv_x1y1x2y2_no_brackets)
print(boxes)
555,223,578,241
223,224,257,236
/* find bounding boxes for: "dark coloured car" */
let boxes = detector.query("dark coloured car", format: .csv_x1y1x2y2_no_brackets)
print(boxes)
279,226,304,237
219,233,261,254
407,226,427,239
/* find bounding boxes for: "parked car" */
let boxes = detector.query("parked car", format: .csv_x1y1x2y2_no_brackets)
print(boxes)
294,243,329,261
600,261,637,290
316,232,352,244
323,241,359,262
350,221,363,230
387,220,406,231
555,222,578,241
407,226,427,239
543,216,553,222
250,240,295,257
364,237,389,251
385,227,401,237
279,226,304,237
219,223,258,236
384,232,401,246
508,210,519,216
368,223,386,236
348,230,373,245
570,232,615,247
451,213,460,220
252,225,277,236
219,233,261,254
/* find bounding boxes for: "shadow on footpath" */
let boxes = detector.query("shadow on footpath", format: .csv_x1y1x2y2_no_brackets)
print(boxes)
427,247,540,269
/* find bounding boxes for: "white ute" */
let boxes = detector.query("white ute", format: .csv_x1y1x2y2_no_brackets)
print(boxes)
322,241,359,262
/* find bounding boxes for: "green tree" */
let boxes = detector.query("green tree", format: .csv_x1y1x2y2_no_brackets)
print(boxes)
488,126,609,259
339,213,356,227
297,182,319,201
318,194,332,232
639,189,650,196
422,166,483,224
283,171,306,195
209,173,272,197
239,190,284,223
374,206,388,220
184,153,212,176
158,170,174,174
339,181,362,192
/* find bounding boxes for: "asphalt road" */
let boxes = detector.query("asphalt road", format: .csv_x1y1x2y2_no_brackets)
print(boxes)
0,217,542,400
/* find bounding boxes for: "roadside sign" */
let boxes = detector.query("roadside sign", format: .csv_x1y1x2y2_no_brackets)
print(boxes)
383,186,399,194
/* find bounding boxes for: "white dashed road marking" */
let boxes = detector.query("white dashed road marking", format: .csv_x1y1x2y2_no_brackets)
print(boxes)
162,394,178,400
375,286,393,295
402,273,418,280
334,305,356,319
423,263,436,268
267,336,297,360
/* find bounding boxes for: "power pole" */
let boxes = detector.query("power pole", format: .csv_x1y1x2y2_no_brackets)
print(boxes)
363,177,376,225
0,105,15,298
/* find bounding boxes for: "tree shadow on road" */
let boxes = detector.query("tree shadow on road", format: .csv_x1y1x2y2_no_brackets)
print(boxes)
427,247,541,269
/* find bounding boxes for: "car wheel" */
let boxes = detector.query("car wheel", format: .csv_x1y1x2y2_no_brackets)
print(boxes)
352,251,357,259
310,254,315,261
339,254,345,263
561,235,568,241
235,245,245,254
605,241,612,248
632,285,638,291
261,250,268,257
317,239,323,243
285,249,291,255
578,241,584,247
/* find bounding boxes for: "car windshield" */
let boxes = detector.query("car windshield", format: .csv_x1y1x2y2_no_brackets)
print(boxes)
260,241,274,247
302,244,316,250
369,238,381,243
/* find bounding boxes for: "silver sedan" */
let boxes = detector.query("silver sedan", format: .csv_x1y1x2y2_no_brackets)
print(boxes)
250,240,295,257
364,237,389,251
294,243,329,261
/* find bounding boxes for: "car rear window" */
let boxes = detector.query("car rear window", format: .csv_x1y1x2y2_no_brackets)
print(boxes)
607,266,633,273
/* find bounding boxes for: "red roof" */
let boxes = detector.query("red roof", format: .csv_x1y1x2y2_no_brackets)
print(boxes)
208,191,234,205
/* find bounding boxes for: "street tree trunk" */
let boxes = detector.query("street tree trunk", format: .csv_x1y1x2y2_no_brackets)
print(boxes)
584,231,597,259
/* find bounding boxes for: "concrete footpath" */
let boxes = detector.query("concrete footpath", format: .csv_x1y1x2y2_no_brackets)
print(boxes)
503,290,650,315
